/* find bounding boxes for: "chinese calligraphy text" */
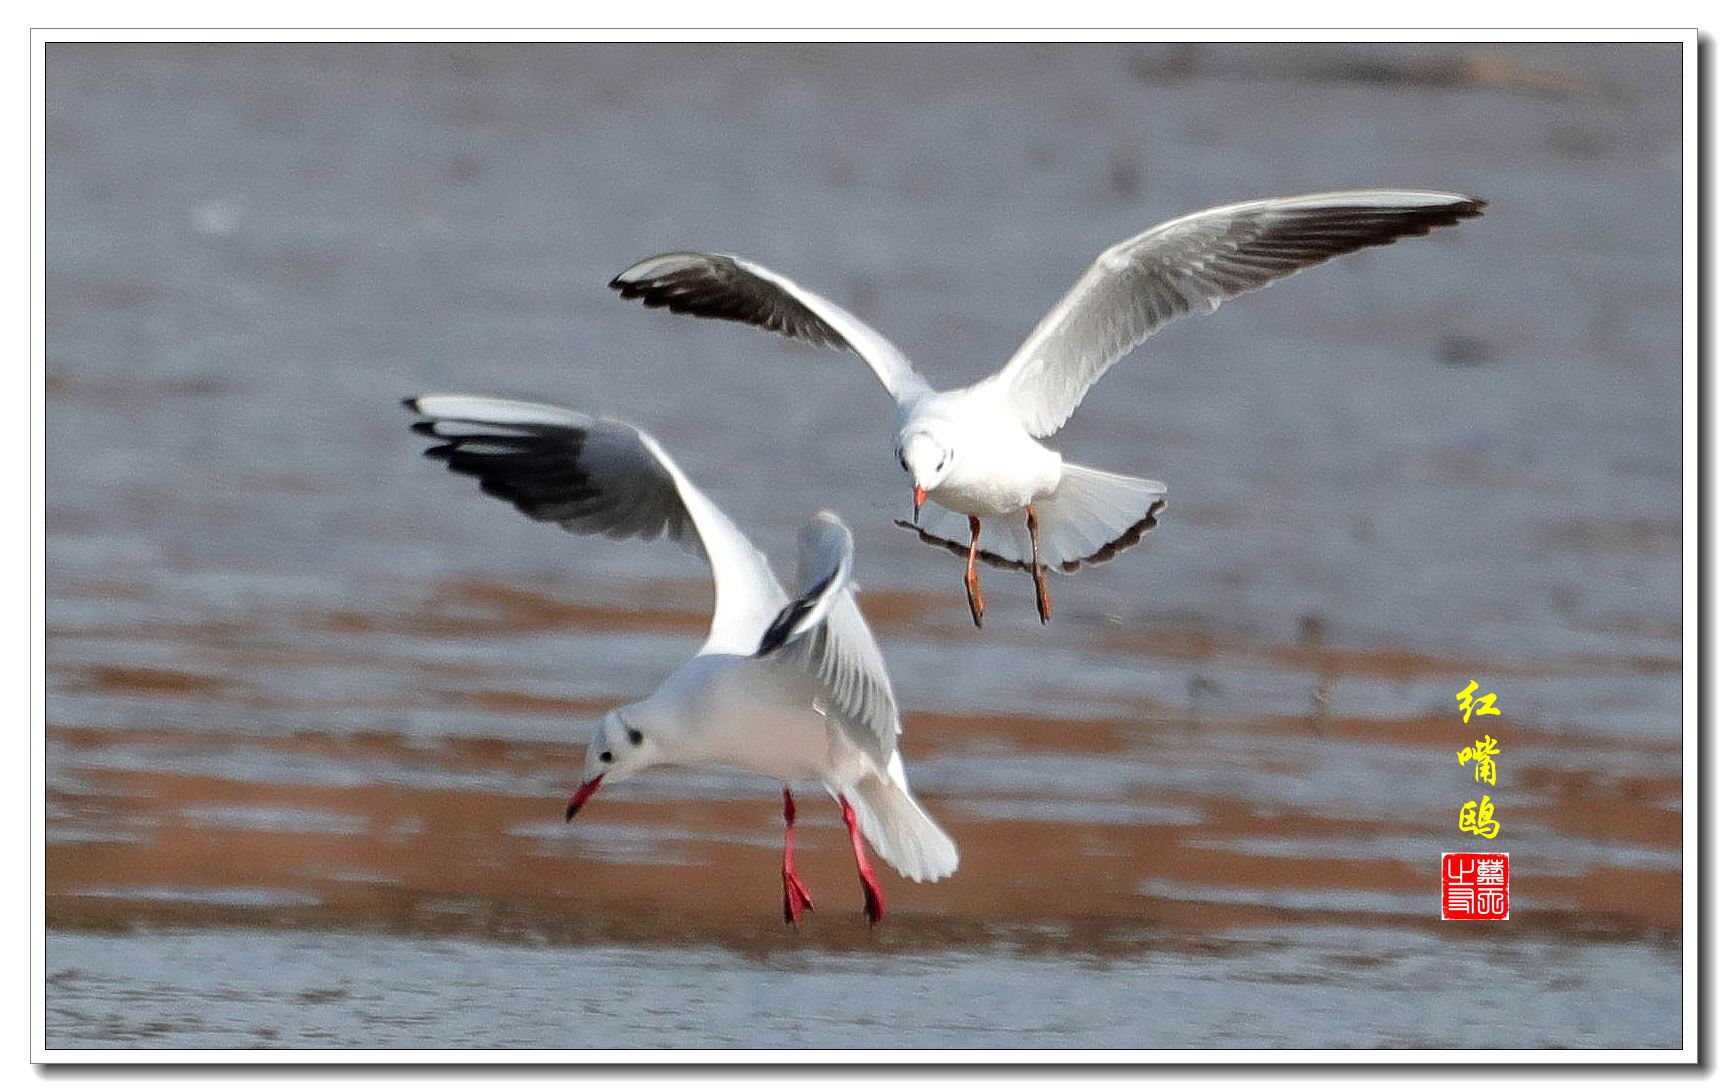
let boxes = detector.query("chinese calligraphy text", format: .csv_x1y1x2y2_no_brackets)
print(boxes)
1456,680,1501,723
1458,795,1500,839
1457,735,1499,785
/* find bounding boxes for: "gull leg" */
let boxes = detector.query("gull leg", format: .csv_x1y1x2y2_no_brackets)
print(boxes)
782,787,814,924
964,514,987,628
1027,505,1052,624
838,795,885,924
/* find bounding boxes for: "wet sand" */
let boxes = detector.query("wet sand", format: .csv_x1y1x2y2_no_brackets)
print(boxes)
47,581,1682,950
43,40,1686,1049
44,589,1684,1048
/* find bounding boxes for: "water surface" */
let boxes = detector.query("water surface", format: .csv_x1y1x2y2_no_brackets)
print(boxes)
44,41,1685,1051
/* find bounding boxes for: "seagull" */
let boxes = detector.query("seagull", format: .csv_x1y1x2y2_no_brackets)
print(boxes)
609,189,1487,627
405,394,958,923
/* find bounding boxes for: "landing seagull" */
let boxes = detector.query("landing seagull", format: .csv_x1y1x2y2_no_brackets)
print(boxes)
610,189,1487,626
406,395,958,923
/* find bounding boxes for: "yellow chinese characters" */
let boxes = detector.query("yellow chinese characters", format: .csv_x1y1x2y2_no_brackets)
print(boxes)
1457,735,1499,785
1452,683,1506,839
1459,795,1499,839
1456,680,1501,723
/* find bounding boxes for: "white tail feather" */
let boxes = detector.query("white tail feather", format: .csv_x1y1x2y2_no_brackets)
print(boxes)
1036,462,1167,568
905,462,1165,571
846,755,958,882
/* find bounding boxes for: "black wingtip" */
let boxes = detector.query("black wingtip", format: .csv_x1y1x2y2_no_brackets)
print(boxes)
756,597,816,657
402,395,423,412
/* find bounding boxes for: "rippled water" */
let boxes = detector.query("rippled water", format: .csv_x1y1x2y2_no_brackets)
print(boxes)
46,925,1679,1050
43,41,1687,1051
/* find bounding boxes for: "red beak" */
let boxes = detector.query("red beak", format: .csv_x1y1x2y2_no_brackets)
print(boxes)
913,486,928,520
565,774,604,821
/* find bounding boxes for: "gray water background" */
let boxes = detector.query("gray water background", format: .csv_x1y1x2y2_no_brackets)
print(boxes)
44,42,1685,1051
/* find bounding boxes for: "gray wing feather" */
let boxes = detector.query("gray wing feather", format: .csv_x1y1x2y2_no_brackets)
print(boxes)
756,512,900,766
993,190,1488,437
611,252,931,405
407,394,786,655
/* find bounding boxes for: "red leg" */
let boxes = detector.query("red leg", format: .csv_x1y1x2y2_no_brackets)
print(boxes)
838,795,886,924
964,514,986,628
782,787,814,924
1027,505,1052,624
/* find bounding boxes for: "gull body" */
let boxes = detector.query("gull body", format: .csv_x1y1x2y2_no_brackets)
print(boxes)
896,385,1062,517
611,189,1488,625
596,654,877,790
407,394,958,922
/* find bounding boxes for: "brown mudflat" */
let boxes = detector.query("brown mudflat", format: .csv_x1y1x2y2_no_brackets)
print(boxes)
47,585,1682,954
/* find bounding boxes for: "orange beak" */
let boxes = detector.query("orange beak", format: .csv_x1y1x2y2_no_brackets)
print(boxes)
913,486,928,520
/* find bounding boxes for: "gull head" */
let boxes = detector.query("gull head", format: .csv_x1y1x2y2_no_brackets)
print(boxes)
565,707,661,820
897,430,953,519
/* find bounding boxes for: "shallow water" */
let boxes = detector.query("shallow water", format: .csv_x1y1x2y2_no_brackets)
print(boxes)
44,41,1686,1051
45,925,1679,1050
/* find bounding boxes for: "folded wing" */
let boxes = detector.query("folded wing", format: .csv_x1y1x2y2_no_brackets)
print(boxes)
406,394,786,656
755,511,900,767
993,190,1488,437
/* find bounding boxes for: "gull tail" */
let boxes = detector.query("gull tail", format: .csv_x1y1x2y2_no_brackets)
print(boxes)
896,462,1167,572
845,754,958,883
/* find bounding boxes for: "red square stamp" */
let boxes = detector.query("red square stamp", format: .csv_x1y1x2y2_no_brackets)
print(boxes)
1442,852,1509,920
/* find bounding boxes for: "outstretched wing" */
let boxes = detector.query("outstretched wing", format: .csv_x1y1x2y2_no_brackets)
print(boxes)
610,252,932,405
755,511,900,767
991,190,1488,437
407,394,786,655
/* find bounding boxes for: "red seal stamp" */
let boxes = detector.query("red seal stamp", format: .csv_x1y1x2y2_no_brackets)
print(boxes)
1442,852,1509,920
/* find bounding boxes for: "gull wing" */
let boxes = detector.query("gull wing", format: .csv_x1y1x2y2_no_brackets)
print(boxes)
610,252,932,405
407,394,786,656
755,511,900,767
991,190,1488,437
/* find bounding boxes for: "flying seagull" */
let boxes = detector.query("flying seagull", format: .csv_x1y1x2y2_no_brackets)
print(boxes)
406,394,958,923
609,189,1487,626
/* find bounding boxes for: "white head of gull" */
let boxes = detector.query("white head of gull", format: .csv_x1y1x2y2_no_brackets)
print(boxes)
407,394,958,923
610,189,1487,627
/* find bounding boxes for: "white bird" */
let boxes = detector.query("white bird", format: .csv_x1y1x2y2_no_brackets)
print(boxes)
610,189,1487,626
406,394,958,923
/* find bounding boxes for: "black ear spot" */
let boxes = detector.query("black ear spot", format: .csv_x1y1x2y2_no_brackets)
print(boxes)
599,750,613,763
627,728,644,746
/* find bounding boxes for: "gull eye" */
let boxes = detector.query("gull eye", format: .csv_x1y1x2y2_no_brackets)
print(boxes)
936,458,947,472
627,728,643,746
599,750,613,763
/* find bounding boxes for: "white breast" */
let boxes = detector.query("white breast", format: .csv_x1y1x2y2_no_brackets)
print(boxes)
924,392,1063,515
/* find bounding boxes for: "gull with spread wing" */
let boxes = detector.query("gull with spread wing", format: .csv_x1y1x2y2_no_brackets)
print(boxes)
406,395,958,923
610,189,1486,626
